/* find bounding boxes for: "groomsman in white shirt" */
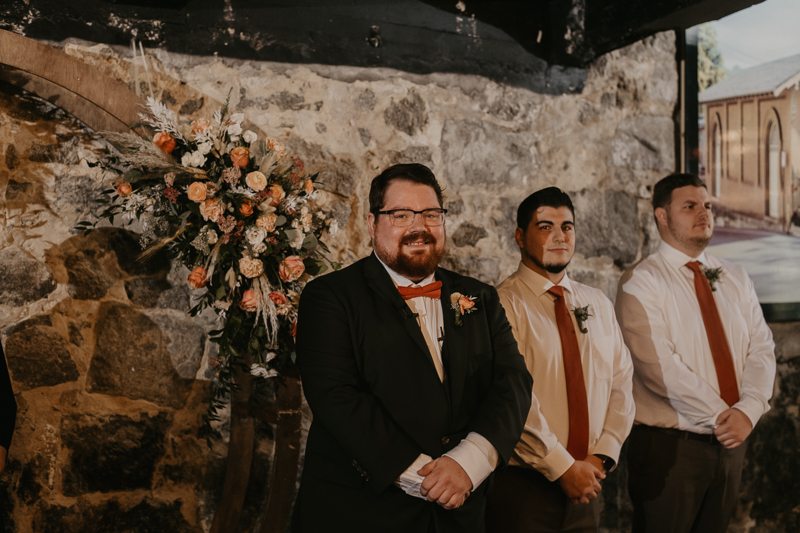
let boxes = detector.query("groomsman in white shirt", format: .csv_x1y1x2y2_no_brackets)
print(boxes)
487,187,635,533
615,173,776,533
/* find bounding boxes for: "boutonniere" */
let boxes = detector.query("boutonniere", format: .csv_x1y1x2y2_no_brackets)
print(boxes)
450,292,479,326
572,304,592,334
703,266,723,292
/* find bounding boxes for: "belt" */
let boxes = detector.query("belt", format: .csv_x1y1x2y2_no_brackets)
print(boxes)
633,424,721,446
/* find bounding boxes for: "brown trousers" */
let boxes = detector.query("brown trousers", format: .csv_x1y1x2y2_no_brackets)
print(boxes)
486,466,600,533
627,425,747,533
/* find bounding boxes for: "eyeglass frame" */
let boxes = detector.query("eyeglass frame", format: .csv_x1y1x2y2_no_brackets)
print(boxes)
375,208,448,227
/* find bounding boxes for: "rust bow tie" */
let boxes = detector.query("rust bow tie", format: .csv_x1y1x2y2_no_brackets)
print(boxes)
397,281,442,300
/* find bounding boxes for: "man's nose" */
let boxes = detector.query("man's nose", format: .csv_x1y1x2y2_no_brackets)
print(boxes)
408,212,426,231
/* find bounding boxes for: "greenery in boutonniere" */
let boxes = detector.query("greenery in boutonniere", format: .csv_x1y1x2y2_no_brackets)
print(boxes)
450,292,479,326
703,266,723,292
572,304,592,333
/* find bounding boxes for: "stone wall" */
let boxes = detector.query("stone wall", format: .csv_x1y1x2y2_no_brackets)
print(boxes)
1,31,796,532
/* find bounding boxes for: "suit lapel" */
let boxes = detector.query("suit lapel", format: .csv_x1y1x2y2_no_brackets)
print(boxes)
364,255,439,374
438,269,469,418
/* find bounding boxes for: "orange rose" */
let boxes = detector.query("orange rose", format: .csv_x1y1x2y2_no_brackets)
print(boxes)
154,131,176,154
458,295,475,314
240,199,254,216
304,179,314,195
187,182,207,202
239,289,259,312
245,171,268,192
268,291,288,305
230,146,250,168
279,255,305,282
187,266,208,289
191,118,210,135
268,183,286,207
116,182,133,196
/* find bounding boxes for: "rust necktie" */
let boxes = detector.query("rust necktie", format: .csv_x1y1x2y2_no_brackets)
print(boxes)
548,286,589,460
686,261,740,406
397,281,442,300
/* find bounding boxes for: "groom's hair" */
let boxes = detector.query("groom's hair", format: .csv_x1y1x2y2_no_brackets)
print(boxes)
369,163,444,215
652,173,706,210
517,187,574,230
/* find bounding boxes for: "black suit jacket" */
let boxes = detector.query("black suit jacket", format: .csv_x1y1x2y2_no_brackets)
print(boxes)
0,343,17,452
294,254,532,533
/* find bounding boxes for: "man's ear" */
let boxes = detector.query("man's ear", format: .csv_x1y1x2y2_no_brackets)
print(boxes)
514,227,525,250
654,207,668,229
367,212,376,240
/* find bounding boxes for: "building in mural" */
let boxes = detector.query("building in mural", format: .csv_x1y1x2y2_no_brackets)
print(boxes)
700,53,800,230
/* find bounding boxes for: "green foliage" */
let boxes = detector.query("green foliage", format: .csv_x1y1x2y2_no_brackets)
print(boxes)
698,23,726,92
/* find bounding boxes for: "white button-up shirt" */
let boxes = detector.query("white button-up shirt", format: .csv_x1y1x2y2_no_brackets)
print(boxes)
377,259,498,496
615,241,776,433
497,263,635,481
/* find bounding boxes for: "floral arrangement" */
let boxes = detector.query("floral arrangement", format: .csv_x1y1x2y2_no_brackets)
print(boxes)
450,292,478,326
703,266,723,292
77,93,339,423
572,304,592,333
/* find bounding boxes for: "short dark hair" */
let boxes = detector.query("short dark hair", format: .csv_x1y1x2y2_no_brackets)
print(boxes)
652,173,706,210
517,187,575,230
368,163,444,214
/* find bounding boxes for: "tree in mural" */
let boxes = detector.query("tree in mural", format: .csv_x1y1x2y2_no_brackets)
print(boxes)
698,22,726,92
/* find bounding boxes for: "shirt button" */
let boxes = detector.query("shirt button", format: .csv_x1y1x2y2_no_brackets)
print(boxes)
442,436,450,445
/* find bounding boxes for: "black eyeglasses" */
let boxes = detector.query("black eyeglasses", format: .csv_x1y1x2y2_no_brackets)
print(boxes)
376,208,448,227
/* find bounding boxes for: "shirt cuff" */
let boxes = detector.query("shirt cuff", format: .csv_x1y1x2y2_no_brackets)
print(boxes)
733,394,768,429
536,443,575,482
394,453,432,500
591,433,623,465
443,432,497,490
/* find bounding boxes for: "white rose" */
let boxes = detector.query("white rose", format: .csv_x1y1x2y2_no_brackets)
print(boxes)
182,151,206,168
231,113,245,124
245,226,268,246
206,229,218,245
243,130,258,144
253,241,267,254
227,123,243,136
197,140,213,155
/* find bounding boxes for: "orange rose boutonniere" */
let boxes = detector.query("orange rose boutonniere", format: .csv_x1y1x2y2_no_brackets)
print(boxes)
450,292,479,326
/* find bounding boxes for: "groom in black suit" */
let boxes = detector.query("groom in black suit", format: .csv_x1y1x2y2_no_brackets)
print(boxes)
294,163,532,533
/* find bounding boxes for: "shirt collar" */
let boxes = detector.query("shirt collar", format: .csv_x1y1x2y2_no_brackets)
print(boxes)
658,240,709,270
375,253,436,288
514,261,574,298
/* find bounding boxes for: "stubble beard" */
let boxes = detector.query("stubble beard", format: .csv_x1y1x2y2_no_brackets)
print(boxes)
667,214,712,255
525,249,570,275
379,230,444,280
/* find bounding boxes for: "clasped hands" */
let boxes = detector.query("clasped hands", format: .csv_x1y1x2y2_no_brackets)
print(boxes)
558,456,606,505
417,456,473,510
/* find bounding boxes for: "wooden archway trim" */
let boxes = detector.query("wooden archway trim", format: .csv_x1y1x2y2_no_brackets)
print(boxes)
0,29,144,132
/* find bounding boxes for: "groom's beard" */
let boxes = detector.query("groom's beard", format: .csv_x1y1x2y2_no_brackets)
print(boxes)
380,230,445,280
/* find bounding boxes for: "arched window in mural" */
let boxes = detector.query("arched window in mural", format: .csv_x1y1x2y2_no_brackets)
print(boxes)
712,116,722,198
767,120,781,219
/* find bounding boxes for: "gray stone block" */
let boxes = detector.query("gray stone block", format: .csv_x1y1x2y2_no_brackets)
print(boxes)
0,246,56,307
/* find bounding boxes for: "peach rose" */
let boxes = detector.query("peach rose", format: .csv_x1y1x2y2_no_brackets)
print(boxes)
239,256,265,278
268,291,288,305
187,266,208,289
240,199,254,217
239,289,259,312
230,146,250,168
191,118,211,135
304,179,314,195
256,213,278,232
458,295,475,314
245,171,268,192
153,131,176,154
187,181,207,202
267,183,285,207
279,255,305,282
200,198,224,221
116,182,132,196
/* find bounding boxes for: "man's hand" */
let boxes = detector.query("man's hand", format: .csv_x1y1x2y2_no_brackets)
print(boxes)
558,460,605,504
418,456,472,510
584,455,606,475
714,408,752,449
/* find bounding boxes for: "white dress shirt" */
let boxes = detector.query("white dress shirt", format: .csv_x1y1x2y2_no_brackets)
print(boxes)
376,258,498,497
615,241,776,433
497,263,635,482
